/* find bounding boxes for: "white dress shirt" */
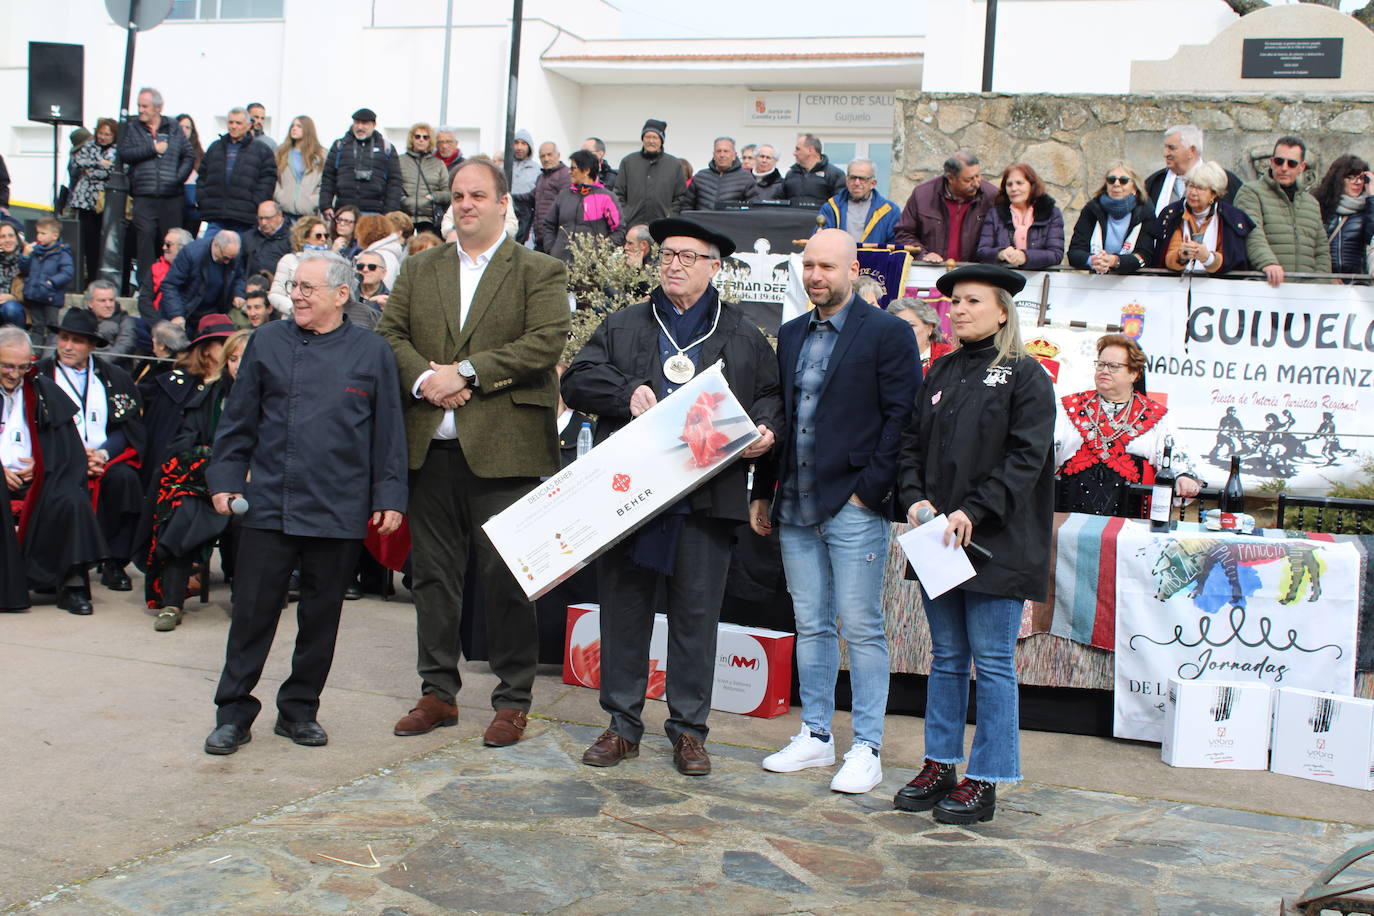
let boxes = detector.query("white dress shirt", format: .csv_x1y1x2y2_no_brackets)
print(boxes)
412,234,507,440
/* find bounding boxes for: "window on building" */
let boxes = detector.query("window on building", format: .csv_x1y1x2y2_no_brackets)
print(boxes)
170,0,283,19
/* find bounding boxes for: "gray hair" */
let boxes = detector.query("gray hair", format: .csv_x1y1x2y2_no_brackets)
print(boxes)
740,144,756,155
854,276,885,301
626,224,652,244
298,250,354,290
847,157,876,175
151,320,190,355
227,106,248,119
943,151,979,176
887,297,945,342
0,325,32,352
436,125,457,137
138,87,164,107
84,279,118,304
165,227,193,247
210,230,241,255
713,136,736,148
1185,160,1229,195
1165,124,1204,154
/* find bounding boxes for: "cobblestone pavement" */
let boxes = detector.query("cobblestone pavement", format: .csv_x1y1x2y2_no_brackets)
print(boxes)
20,720,1374,915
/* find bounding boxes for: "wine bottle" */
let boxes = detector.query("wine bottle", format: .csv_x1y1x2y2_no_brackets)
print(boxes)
1150,444,1175,532
1218,455,1243,530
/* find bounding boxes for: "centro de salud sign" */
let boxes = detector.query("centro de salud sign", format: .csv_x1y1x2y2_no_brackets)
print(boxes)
745,92,894,128
1242,37,1343,79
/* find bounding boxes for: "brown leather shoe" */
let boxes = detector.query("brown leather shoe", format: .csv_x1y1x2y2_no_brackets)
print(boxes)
483,709,528,747
582,729,639,767
673,733,711,776
393,695,459,736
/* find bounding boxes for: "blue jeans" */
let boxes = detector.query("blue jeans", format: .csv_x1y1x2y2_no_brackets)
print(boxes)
779,501,891,749
921,587,1022,783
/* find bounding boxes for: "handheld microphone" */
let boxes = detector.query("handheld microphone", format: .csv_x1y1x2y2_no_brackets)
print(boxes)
230,496,249,516
915,506,993,561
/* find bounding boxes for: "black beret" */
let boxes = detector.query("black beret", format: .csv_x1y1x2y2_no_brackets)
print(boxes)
649,217,735,259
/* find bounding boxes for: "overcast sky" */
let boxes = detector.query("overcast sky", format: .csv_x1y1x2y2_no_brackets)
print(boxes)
613,0,927,39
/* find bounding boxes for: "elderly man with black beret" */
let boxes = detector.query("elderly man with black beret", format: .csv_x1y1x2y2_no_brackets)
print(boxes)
561,217,783,776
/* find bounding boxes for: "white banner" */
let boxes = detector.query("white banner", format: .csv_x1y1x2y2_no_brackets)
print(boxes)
904,264,1374,495
1113,522,1359,742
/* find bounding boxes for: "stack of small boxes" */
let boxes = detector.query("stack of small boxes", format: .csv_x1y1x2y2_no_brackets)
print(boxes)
1162,678,1374,790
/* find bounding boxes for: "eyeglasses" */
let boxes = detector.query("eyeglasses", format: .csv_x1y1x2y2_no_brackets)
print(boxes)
1105,175,1132,185
1092,360,1129,373
285,280,337,297
1272,156,1302,169
0,362,28,373
658,248,713,268
413,134,429,140
356,263,382,272
1345,173,1369,183
847,174,875,182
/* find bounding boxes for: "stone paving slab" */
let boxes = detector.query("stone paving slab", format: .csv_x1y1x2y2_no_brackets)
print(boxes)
18,721,1371,915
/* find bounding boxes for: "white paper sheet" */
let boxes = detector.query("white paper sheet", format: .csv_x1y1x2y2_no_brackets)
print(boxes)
896,514,976,599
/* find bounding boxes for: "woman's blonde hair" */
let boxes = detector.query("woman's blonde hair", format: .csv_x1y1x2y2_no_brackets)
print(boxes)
275,115,325,174
221,329,252,371
407,122,434,155
1091,160,1146,199
990,287,1028,368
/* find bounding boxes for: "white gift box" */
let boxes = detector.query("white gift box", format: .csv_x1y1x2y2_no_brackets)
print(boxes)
484,362,759,600
1270,687,1374,790
1160,679,1272,770
562,603,794,719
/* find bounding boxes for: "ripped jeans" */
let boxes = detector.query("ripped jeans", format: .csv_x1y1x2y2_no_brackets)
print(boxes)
779,501,891,749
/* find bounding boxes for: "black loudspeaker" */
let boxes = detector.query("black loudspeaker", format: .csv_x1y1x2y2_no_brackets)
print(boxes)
28,42,84,126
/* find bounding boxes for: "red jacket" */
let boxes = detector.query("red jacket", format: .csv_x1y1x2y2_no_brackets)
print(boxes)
894,176,998,260
151,256,172,313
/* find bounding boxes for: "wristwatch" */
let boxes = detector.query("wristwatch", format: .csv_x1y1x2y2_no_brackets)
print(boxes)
457,360,478,388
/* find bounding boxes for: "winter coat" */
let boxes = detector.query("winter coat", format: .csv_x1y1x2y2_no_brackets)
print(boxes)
1323,196,1374,276
319,131,403,215
363,233,405,288
21,242,75,307
894,176,999,260
197,134,278,226
595,160,618,191
780,155,845,206
533,163,571,252
1145,167,1244,211
896,335,1056,602
753,169,784,202
159,235,246,322
241,221,294,279
1234,175,1331,274
614,150,687,228
1067,197,1158,273
1149,199,1255,275
975,196,1066,269
820,189,900,245
683,159,759,211
70,141,118,212
119,117,194,199
544,183,622,262
96,312,141,364
274,159,322,217
398,151,452,224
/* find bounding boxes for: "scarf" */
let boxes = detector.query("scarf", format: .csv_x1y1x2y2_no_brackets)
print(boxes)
0,248,21,288
1336,193,1367,216
0,383,31,472
1099,194,1135,255
1180,205,1221,272
1010,204,1033,250
53,358,109,450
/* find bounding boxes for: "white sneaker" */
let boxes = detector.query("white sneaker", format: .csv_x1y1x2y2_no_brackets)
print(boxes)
761,729,835,772
829,745,883,794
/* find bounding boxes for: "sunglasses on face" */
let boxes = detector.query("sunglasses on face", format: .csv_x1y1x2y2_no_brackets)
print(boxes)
308,231,326,240
413,134,429,140
1272,156,1302,169
357,263,382,271
1105,175,1132,185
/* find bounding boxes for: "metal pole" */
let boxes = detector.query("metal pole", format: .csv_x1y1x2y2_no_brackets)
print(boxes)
981,0,998,92
502,0,523,190
439,0,454,125
118,0,140,121
51,122,60,213
104,0,140,291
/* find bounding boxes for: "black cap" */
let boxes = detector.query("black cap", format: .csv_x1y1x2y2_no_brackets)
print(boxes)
49,308,108,347
649,217,735,259
641,118,667,140
351,108,377,122
935,263,1027,298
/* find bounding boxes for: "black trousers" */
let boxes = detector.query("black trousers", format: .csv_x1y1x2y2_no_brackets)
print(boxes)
409,442,539,710
596,515,733,745
212,527,360,728
77,208,103,287
131,195,182,324
95,462,142,564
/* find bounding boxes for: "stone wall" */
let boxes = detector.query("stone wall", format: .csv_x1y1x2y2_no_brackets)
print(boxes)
892,92,1374,232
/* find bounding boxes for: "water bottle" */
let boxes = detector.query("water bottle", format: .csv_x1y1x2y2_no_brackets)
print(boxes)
576,421,593,459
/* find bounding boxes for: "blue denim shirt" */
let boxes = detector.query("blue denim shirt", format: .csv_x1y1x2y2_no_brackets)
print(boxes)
776,301,849,526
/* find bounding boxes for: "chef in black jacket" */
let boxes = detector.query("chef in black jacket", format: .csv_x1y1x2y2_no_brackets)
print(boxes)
891,264,1055,827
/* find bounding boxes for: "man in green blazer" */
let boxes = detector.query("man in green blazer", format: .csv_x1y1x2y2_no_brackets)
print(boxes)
378,159,570,748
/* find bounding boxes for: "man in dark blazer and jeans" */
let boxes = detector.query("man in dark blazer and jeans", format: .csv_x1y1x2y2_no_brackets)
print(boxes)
750,229,920,795
379,159,570,749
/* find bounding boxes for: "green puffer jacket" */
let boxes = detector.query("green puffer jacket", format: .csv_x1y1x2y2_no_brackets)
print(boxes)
1234,176,1331,274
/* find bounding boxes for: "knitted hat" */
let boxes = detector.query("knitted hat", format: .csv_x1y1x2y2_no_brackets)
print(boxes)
641,119,667,140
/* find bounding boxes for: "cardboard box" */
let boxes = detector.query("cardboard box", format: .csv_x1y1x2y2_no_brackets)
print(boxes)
1270,687,1374,790
562,603,794,719
1160,679,1272,770
484,363,760,600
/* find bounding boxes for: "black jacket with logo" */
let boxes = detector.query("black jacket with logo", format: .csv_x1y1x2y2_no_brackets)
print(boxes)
319,132,403,214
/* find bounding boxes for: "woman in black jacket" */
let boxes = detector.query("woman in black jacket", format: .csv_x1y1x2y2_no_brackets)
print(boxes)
1313,154,1374,279
1067,161,1156,274
891,264,1055,827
